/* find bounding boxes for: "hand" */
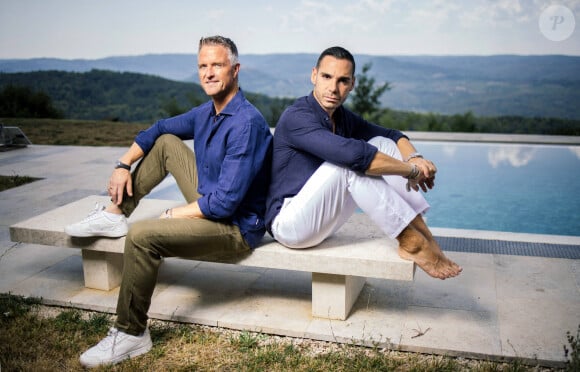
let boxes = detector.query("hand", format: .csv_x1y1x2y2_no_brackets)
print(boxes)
409,157,437,178
416,175,435,192
108,168,132,205
157,203,205,219
406,158,437,192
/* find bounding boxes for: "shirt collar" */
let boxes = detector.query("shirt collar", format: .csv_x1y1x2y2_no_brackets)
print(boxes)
306,91,345,133
212,88,245,117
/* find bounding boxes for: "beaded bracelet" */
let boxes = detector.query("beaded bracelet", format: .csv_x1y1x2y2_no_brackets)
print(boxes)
405,164,421,180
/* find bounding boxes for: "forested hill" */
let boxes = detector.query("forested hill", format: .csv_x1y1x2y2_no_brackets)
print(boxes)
2,69,579,135
0,70,292,125
2,54,580,120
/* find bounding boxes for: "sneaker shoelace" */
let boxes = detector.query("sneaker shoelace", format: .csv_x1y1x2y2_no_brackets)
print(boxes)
79,203,106,223
98,327,123,352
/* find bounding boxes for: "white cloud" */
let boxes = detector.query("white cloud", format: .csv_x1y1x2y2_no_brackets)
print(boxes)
405,0,462,32
442,145,458,157
1,0,579,58
352,0,397,14
488,146,537,168
568,146,580,159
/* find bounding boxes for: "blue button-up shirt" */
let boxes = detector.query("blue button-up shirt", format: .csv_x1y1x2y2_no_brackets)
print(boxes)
135,90,272,248
265,92,407,232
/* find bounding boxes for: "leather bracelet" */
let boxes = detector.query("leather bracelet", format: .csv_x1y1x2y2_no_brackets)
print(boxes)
115,160,131,171
404,164,420,180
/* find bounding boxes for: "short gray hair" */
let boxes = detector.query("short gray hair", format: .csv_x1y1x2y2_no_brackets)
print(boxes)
199,35,239,65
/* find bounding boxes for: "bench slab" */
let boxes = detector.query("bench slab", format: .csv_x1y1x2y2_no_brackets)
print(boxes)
10,195,415,320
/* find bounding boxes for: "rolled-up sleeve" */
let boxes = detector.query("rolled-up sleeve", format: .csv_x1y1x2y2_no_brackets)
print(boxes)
134,108,202,153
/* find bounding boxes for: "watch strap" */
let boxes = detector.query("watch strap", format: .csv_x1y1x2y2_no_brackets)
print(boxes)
115,160,131,171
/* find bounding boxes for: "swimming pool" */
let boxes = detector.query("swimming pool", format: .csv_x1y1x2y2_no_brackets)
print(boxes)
148,140,580,237
418,141,580,237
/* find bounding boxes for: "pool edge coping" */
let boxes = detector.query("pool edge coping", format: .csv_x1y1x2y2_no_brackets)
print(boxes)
406,131,580,145
431,227,580,246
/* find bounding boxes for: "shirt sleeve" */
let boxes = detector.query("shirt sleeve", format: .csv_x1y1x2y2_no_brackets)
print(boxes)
349,112,408,144
197,116,269,220
281,107,377,173
134,108,199,153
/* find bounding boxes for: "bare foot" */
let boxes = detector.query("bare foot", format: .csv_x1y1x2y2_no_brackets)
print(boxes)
409,215,462,276
396,225,462,280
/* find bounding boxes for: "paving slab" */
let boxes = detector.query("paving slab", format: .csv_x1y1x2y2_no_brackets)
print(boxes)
1,143,579,368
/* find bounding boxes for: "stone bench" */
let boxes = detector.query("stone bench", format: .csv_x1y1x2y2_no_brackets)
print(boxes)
10,195,415,320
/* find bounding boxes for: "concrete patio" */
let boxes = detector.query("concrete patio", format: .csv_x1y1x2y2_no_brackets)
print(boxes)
1,134,579,368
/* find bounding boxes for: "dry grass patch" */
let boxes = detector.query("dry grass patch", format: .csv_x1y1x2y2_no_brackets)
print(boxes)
1,118,150,147
0,174,41,191
1,294,565,371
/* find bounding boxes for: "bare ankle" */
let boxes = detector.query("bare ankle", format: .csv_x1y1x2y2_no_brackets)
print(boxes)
410,214,434,241
397,226,427,255
105,204,123,215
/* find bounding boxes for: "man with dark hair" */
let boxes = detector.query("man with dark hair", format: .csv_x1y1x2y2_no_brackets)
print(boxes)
266,46,461,280
68,35,272,367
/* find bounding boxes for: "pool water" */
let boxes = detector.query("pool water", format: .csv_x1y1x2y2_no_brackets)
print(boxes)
418,141,580,236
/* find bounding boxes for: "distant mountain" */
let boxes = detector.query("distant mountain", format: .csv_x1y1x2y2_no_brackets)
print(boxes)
1,53,579,119
0,54,195,81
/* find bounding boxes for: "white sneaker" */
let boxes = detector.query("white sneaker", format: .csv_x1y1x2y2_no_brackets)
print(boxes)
79,327,152,368
65,203,128,237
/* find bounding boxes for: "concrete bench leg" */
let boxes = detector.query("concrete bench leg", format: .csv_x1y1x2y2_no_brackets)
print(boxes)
81,250,124,291
311,273,366,320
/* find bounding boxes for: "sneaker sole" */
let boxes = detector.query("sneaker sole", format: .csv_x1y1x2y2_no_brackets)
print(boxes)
79,339,153,368
64,228,128,238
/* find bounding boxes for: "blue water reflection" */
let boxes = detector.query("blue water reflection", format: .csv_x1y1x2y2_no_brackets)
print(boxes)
419,142,580,236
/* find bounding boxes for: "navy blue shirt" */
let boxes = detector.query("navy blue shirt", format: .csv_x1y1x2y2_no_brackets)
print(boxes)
135,90,272,248
265,92,407,233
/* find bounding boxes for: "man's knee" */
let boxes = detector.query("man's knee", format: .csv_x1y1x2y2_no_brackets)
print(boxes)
368,136,400,158
369,136,396,148
125,221,154,250
155,134,182,148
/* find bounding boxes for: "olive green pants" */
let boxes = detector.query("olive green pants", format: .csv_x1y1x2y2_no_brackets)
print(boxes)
114,134,250,336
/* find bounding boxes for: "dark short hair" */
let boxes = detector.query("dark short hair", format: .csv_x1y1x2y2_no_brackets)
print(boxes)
316,46,356,76
199,35,239,65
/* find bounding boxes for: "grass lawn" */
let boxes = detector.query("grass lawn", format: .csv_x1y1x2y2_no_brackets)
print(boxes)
1,117,150,147
2,294,566,371
0,174,41,192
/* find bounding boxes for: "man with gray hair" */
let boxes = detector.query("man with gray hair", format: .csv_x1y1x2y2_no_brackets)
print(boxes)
68,35,272,367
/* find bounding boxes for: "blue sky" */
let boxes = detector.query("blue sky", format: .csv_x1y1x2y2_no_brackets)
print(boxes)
1,0,579,59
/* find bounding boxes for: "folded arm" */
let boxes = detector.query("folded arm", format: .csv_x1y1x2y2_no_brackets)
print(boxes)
366,137,438,192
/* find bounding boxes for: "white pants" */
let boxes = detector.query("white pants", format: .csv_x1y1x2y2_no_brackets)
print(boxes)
271,136,430,248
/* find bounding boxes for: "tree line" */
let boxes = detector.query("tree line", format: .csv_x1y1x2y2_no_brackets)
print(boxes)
348,62,579,135
1,68,579,136
0,70,293,126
